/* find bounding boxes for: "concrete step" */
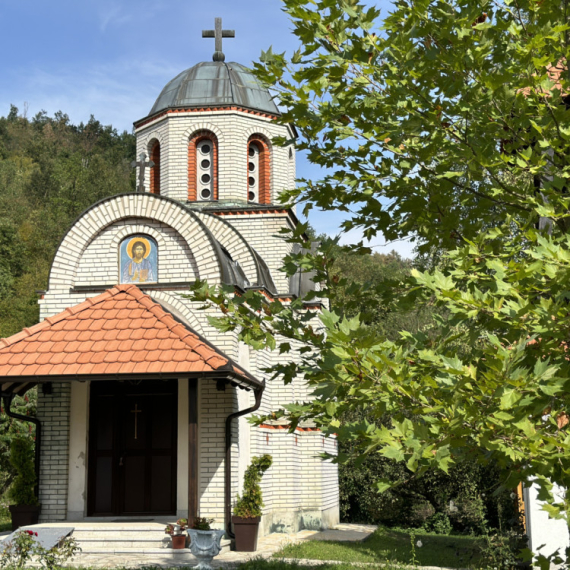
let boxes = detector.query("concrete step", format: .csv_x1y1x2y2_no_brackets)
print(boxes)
75,539,232,555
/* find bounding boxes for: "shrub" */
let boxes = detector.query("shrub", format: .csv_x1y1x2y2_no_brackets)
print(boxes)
8,438,37,506
408,501,435,526
480,530,528,570
423,512,452,535
234,455,272,518
452,495,488,535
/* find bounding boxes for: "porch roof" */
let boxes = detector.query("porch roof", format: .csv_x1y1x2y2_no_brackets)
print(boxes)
0,284,261,395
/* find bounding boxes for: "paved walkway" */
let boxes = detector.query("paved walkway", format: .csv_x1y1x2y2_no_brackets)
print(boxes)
68,524,378,568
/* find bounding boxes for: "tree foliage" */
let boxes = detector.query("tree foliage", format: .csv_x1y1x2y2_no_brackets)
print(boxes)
0,107,135,338
8,437,38,506
189,0,570,530
0,108,134,493
233,454,273,518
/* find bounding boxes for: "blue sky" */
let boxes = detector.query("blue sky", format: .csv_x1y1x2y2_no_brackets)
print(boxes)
0,0,414,258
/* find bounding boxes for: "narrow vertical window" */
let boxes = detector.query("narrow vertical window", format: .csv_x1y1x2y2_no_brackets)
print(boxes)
248,143,260,202
150,140,160,195
247,135,271,204
188,131,218,201
197,139,214,201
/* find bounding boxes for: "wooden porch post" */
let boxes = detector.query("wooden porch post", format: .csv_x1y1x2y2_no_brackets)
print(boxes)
188,379,198,525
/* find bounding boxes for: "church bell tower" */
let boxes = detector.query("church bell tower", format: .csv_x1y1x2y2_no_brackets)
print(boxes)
133,18,296,209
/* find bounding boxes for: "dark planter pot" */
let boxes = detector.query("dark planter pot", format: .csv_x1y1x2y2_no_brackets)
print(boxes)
9,505,40,531
171,534,187,549
232,516,260,552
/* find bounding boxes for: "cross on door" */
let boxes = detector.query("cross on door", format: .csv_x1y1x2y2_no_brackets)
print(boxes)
202,17,235,62
131,403,142,439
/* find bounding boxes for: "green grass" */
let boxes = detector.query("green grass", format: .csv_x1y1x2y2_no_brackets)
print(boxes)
237,560,398,570
273,526,485,569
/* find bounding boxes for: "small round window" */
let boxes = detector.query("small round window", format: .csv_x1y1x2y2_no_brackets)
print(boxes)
248,191,255,201
200,144,211,155
248,177,255,187
249,162,255,172
201,188,211,199
201,174,211,184
201,159,211,169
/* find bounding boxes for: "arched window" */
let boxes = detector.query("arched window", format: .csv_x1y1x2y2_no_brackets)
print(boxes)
188,131,218,201
149,140,160,195
247,135,271,204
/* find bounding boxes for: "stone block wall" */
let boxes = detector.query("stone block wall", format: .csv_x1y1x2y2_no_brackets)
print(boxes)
219,212,294,293
198,379,238,526
37,382,71,522
75,219,198,286
135,110,295,204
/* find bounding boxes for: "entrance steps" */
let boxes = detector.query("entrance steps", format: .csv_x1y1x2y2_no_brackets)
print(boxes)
33,523,232,558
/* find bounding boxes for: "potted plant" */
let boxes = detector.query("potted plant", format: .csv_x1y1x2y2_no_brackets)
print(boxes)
232,454,272,552
165,518,188,549
187,517,225,570
8,437,40,530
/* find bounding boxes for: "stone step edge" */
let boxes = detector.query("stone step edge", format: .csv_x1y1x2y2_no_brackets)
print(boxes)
70,527,172,532
76,547,230,560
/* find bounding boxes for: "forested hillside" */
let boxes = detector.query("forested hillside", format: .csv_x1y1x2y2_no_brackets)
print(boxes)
0,106,135,338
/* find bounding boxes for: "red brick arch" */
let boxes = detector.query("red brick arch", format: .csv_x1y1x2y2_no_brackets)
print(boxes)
188,131,219,201
248,135,271,204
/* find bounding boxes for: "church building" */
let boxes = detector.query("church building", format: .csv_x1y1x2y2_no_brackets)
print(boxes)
0,20,339,537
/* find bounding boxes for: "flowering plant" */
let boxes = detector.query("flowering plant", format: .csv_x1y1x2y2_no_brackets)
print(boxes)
0,529,80,570
165,519,188,536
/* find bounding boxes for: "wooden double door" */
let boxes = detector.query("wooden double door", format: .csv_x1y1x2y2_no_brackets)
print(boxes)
87,380,178,516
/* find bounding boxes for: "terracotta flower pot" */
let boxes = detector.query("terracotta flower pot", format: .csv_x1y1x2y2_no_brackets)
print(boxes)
9,505,40,531
232,516,260,552
171,534,187,549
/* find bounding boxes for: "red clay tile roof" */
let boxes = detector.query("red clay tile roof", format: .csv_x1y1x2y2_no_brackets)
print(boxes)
0,284,259,387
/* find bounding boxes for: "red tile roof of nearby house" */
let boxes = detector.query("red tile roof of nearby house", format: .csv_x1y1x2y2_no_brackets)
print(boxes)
0,284,259,387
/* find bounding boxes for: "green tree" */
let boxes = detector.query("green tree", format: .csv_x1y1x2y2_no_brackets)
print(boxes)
0,109,135,492
189,0,570,538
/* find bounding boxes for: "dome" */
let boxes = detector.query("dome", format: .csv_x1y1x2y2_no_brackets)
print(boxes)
149,62,280,116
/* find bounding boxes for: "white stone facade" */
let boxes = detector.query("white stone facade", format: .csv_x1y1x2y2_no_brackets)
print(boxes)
35,69,339,533
135,109,296,205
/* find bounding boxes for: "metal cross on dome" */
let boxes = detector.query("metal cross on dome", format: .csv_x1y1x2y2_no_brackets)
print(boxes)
202,17,235,62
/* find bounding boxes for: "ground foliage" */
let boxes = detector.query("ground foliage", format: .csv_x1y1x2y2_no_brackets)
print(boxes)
188,0,570,548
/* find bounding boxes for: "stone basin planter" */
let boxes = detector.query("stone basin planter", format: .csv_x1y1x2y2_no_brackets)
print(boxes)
187,528,226,569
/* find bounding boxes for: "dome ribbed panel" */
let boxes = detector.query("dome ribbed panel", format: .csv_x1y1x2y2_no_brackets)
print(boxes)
149,62,279,116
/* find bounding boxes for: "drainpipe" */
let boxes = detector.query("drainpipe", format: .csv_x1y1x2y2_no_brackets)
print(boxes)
225,382,265,538
2,394,42,498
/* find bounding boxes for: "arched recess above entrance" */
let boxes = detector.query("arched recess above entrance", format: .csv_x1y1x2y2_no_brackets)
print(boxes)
193,211,260,285
48,193,224,291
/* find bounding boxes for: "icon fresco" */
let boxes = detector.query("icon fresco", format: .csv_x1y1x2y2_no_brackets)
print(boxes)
120,235,157,284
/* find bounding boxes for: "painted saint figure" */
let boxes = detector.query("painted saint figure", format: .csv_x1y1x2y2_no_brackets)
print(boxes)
121,237,156,283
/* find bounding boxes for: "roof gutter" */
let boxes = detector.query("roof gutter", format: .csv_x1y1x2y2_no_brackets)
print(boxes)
225,381,265,538
2,393,42,499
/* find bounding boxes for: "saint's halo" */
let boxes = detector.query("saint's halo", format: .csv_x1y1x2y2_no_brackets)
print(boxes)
126,236,152,259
